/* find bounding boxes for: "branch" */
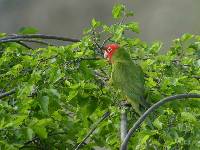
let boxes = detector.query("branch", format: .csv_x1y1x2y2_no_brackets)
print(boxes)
192,75,200,80
74,111,110,150
0,34,80,43
18,39,54,45
100,11,126,47
22,131,68,146
63,57,101,68
16,41,34,49
120,93,200,150
21,39,55,46
0,89,16,99
118,11,127,25
0,39,56,50
120,108,127,147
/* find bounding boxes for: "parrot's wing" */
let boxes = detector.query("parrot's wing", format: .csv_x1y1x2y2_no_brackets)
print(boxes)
111,61,145,107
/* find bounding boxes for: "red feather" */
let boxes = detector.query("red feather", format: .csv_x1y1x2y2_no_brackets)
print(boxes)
104,44,119,62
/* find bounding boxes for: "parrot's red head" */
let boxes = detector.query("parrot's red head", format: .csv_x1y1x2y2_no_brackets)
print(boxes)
103,43,119,62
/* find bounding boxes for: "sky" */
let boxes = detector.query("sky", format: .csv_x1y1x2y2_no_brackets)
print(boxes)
0,0,200,50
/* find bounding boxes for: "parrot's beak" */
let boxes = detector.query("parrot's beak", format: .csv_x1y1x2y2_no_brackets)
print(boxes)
104,50,108,59
102,46,108,59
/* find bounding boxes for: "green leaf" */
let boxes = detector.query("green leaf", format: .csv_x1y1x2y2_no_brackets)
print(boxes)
83,83,98,89
149,41,163,54
17,84,34,99
126,22,140,33
32,119,52,139
33,126,48,139
26,128,34,140
36,119,52,126
146,77,157,87
84,97,98,115
47,88,60,99
180,33,193,42
52,111,62,121
13,115,27,126
64,80,71,86
112,3,125,19
112,25,125,41
94,59,107,68
68,90,78,101
39,96,49,115
30,70,41,84
91,18,101,28
18,27,38,34
48,68,64,84
153,118,163,129
0,32,6,38
6,64,23,76
125,10,134,17
181,112,197,122
197,59,200,66
140,135,150,145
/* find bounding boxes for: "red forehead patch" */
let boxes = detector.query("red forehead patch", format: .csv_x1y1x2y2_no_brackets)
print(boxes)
105,44,119,50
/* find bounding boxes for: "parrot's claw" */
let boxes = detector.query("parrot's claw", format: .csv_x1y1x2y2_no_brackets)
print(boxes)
120,100,132,108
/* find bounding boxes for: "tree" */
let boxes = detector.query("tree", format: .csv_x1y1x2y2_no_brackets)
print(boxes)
0,3,200,150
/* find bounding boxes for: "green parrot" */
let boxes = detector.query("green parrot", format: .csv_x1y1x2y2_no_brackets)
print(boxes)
103,43,146,114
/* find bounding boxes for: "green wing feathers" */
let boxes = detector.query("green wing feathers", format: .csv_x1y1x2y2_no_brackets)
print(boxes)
110,47,145,111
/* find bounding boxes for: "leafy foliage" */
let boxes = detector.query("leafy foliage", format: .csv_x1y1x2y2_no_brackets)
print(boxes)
0,4,200,150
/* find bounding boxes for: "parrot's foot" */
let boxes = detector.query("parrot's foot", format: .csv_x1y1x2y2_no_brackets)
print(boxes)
120,100,132,108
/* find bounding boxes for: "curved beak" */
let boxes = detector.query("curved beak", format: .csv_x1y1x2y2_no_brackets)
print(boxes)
102,46,108,59
104,50,108,59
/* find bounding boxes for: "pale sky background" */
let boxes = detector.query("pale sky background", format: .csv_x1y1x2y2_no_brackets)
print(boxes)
0,0,200,50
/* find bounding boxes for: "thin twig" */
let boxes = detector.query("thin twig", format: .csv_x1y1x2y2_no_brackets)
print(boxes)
101,36,111,48
80,57,101,61
91,28,102,50
118,11,127,25
63,57,101,68
192,75,200,80
120,93,200,150
21,131,68,149
0,89,16,99
16,41,33,49
0,34,80,43
90,28,104,56
74,111,110,150
101,12,126,48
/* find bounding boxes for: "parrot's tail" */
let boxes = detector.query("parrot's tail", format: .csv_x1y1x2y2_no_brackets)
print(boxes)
132,106,155,130
140,96,151,110
138,97,157,129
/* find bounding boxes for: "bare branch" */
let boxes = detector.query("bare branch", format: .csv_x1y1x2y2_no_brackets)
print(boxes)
0,38,55,46
192,75,200,80
91,28,101,50
0,34,80,43
17,39,54,46
21,131,68,149
74,111,110,150
120,93,200,150
118,11,127,25
120,108,127,147
0,89,16,99
100,12,126,47
101,36,111,48
16,41,34,49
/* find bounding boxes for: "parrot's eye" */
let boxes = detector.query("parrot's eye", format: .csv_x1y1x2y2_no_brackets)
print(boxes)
107,47,112,53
